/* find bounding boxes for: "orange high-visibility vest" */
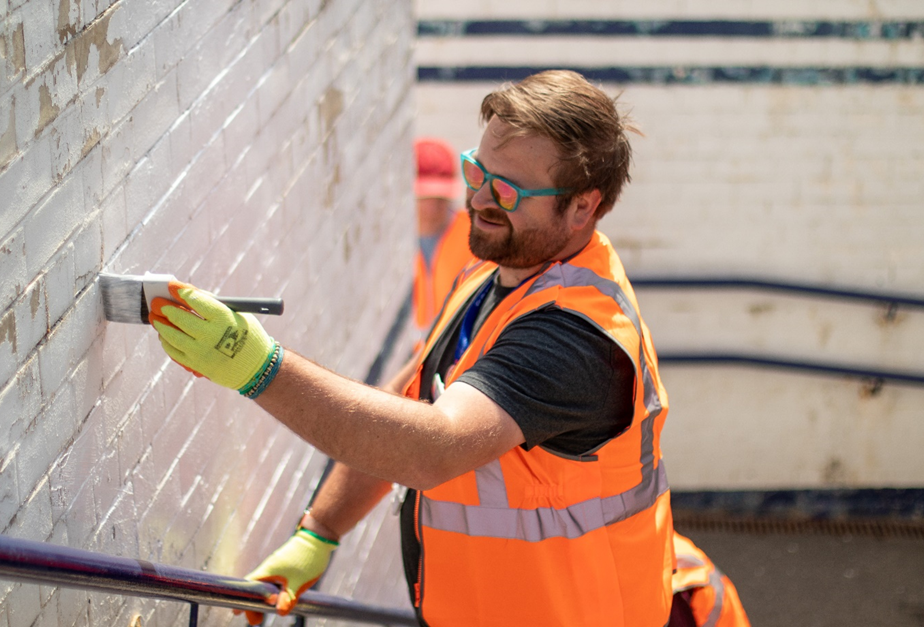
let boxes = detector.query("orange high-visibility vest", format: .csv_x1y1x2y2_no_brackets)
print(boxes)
404,231,674,627
412,211,474,336
672,533,751,627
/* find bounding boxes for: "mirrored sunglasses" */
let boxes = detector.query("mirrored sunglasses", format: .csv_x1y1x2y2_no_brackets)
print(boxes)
460,149,572,212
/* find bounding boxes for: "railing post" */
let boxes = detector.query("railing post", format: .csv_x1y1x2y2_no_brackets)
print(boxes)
188,602,199,627
293,616,306,627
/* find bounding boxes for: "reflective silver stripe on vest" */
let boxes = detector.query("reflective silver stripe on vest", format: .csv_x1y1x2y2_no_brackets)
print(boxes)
476,459,509,507
703,568,726,627
421,463,669,542
674,558,727,626
677,555,708,570
421,260,669,541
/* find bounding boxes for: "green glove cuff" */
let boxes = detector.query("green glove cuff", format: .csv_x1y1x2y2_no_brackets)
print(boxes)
297,528,339,547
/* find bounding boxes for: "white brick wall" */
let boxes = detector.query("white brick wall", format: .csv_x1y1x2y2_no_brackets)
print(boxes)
416,1,924,489
1,0,415,624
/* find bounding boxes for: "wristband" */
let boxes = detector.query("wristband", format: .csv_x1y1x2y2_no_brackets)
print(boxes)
240,342,283,399
239,343,278,394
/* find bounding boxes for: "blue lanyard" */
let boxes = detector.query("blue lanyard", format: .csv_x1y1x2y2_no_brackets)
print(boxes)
454,279,493,363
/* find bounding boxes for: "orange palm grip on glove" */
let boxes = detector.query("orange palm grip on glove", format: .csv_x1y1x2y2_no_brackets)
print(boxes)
233,529,338,625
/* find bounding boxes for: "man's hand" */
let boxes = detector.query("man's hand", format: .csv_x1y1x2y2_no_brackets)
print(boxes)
235,529,338,625
149,281,276,392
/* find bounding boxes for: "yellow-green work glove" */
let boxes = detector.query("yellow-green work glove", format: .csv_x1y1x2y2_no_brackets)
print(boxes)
149,282,278,394
235,529,338,625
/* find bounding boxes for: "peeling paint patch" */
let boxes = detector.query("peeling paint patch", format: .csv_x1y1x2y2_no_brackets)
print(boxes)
344,223,360,263
30,288,41,319
822,457,848,485
57,0,78,44
319,87,344,135
35,84,61,138
1,23,27,74
66,7,124,84
859,379,884,398
14,24,26,73
748,302,774,315
96,86,105,107
0,311,16,355
876,303,907,327
326,161,341,209
82,127,101,158
0,24,26,83
0,103,17,170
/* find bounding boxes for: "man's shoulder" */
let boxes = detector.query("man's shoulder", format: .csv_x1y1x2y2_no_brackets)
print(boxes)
501,306,613,350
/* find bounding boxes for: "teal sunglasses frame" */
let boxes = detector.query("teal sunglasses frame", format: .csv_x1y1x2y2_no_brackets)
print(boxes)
460,149,572,212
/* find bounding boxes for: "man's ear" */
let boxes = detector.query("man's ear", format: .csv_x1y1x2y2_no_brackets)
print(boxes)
569,189,602,231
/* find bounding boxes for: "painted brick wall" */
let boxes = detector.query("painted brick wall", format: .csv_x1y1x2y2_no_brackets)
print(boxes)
416,1,924,489
1,0,415,625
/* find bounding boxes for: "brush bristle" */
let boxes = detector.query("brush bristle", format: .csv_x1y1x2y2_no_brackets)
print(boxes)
99,273,147,324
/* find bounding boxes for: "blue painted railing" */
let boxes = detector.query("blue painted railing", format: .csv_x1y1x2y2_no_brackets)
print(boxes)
630,275,924,388
629,275,924,309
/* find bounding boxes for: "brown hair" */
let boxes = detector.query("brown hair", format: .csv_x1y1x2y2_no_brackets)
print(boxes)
480,70,638,218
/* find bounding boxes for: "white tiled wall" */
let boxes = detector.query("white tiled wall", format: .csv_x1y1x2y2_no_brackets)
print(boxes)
415,1,924,490
1,0,415,624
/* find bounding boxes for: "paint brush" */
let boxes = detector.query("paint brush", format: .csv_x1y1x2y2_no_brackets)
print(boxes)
99,272,284,324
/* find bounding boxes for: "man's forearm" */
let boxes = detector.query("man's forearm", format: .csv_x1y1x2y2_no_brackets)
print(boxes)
255,349,451,488
303,462,394,541
254,349,523,490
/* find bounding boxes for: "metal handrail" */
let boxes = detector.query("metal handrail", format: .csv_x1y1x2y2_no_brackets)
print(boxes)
629,275,924,309
628,275,924,387
0,535,417,626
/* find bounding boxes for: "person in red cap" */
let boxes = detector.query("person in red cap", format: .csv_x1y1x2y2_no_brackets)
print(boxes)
412,138,475,341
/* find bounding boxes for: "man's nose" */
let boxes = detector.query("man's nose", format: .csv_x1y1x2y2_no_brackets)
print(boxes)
469,182,497,211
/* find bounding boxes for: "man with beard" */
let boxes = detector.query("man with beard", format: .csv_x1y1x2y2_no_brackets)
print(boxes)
150,70,674,626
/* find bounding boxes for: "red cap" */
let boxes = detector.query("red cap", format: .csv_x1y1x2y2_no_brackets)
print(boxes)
415,137,459,199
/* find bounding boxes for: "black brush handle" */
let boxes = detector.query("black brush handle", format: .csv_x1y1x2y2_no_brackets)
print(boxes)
217,297,285,316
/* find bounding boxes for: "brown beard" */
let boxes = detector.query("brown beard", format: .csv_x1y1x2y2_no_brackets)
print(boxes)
466,202,571,269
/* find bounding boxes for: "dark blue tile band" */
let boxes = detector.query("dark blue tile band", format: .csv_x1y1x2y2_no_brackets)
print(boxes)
419,19,924,40
418,65,924,85
672,489,924,520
